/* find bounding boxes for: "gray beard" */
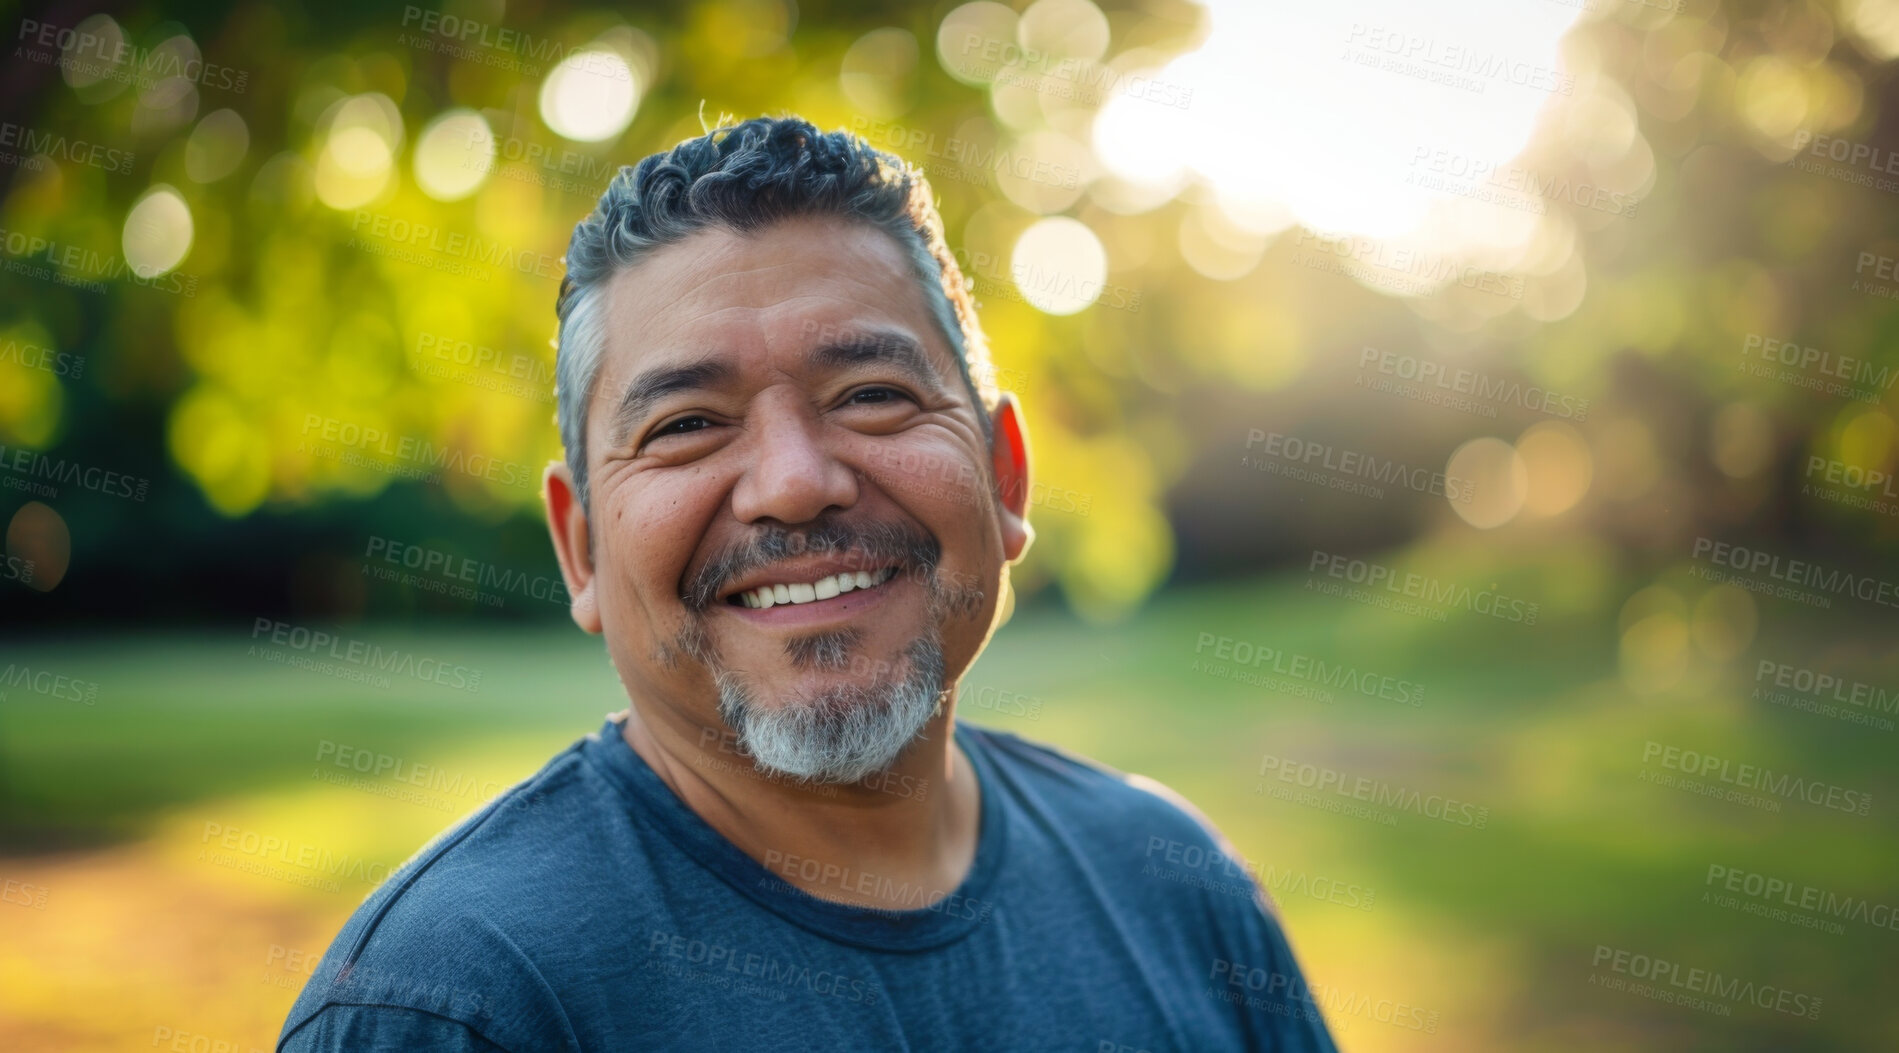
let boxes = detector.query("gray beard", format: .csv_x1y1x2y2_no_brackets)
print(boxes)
715,635,946,784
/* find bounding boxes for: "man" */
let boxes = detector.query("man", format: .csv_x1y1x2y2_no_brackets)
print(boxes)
278,116,1336,1052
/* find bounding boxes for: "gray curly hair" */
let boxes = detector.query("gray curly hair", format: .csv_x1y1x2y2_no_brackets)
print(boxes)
553,114,998,510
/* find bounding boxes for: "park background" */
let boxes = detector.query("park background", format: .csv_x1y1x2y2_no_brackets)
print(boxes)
4,0,1899,1049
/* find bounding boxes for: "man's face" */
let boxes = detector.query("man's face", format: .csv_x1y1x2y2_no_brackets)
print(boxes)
545,215,1029,782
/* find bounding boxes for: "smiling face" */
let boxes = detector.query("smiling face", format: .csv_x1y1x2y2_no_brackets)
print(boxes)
543,214,1031,783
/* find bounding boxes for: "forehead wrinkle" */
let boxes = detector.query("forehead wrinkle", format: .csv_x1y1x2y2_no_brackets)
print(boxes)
613,226,889,323
625,288,949,384
608,221,925,335
661,277,919,344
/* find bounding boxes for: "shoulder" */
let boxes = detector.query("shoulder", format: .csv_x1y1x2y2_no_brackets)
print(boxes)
962,726,1339,1047
959,723,1246,876
279,736,640,1053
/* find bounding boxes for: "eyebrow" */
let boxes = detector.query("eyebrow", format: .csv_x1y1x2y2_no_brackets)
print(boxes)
606,328,951,448
809,329,948,400
606,359,735,449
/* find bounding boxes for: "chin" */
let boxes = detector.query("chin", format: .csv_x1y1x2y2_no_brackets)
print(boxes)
717,637,945,784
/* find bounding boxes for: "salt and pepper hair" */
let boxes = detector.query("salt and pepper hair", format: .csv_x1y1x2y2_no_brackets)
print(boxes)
553,115,998,509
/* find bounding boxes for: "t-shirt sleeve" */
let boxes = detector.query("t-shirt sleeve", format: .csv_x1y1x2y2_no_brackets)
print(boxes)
1125,773,1341,1051
1220,883,1340,1052
279,1004,517,1053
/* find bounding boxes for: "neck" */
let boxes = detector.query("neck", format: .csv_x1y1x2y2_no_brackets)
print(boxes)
619,695,982,913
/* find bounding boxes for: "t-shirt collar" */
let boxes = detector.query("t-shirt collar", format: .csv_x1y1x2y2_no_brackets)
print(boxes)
580,713,1007,953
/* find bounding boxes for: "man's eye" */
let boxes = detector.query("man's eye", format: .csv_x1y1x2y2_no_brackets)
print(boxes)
847,387,905,406
653,416,711,439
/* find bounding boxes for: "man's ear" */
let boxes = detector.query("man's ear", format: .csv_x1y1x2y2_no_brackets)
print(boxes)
990,393,1034,563
544,460,602,634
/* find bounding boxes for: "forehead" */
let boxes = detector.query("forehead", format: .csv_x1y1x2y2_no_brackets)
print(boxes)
598,215,951,376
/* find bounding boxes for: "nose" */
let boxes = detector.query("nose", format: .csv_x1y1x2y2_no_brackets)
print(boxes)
730,393,860,526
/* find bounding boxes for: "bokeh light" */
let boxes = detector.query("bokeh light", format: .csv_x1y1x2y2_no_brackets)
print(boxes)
412,109,495,202
1710,402,1775,480
1011,216,1107,315
539,50,640,143
58,15,127,95
7,501,71,592
185,109,251,183
122,185,194,278
1841,0,1899,60
1446,436,1529,528
1093,0,1585,250
1516,420,1593,517
937,2,1018,87
1618,584,1690,693
313,94,404,209
1018,0,1110,65
840,28,920,119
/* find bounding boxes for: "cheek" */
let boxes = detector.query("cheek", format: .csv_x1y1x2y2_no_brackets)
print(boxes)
856,442,1001,605
603,475,726,594
856,436,992,524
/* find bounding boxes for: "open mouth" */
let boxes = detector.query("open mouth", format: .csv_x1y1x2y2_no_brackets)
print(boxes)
726,566,899,609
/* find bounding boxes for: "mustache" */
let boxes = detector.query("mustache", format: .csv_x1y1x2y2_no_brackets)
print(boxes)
681,518,941,613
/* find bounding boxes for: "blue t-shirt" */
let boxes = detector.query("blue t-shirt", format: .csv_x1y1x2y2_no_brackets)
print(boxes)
277,716,1338,1052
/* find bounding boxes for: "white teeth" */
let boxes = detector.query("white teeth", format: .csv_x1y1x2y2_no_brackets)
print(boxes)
735,568,896,608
